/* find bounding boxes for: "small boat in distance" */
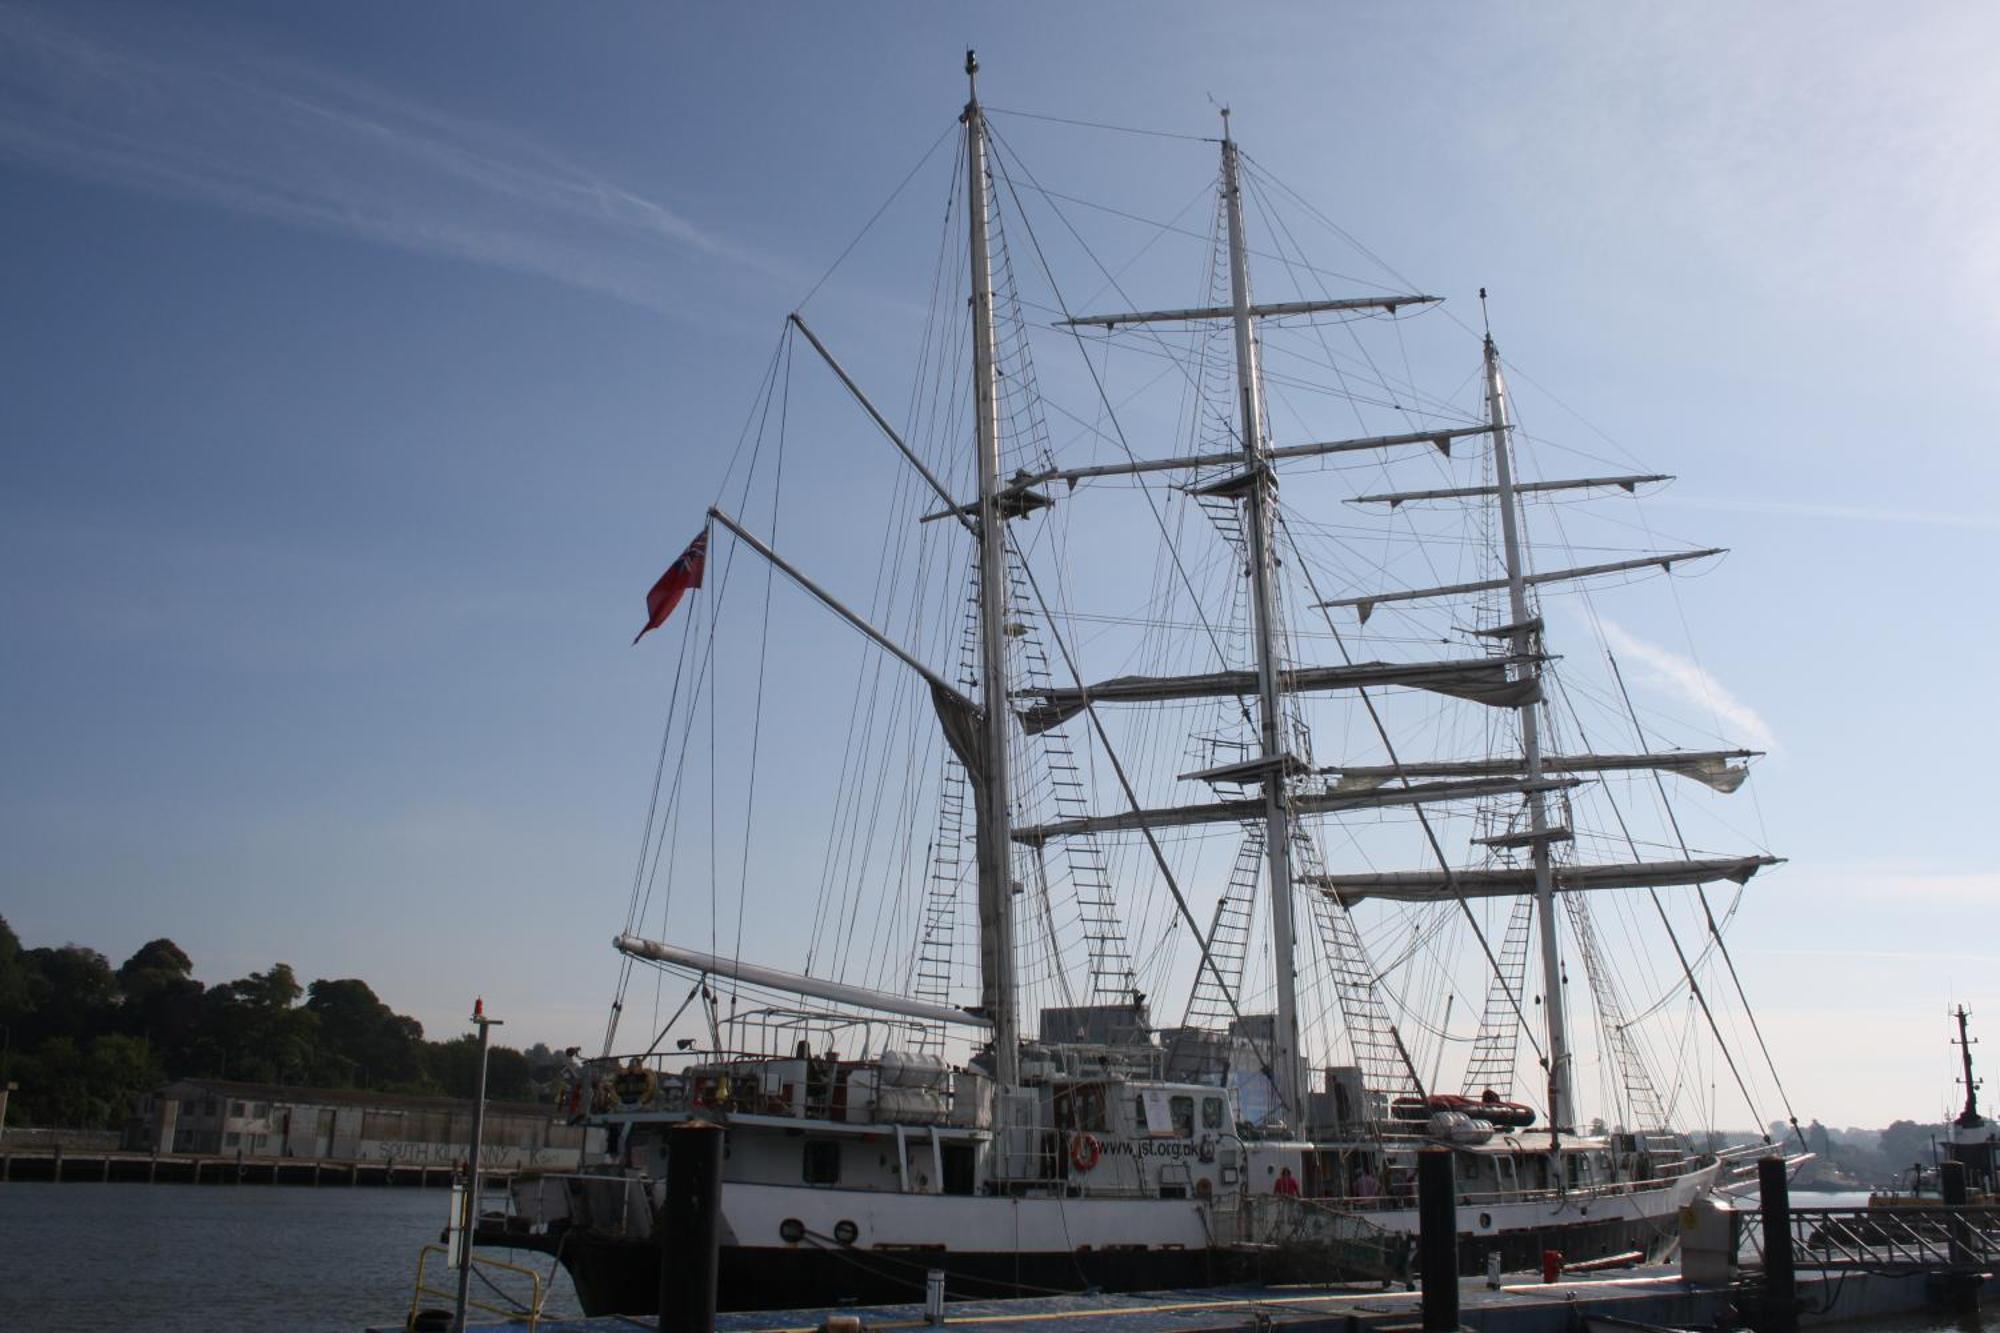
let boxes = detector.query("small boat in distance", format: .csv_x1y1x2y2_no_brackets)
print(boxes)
1869,1006,1998,1207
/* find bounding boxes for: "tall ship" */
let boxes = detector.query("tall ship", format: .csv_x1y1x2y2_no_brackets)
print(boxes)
481,56,1788,1316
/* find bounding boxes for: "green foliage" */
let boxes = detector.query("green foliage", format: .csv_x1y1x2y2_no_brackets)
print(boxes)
1880,1119,1947,1168
1,926,556,1128
304,978,426,1087
426,1035,535,1102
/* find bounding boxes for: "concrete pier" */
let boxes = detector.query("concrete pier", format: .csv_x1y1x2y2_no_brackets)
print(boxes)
0,1146,516,1188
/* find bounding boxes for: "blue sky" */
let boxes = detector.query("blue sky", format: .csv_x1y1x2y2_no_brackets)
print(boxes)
4,0,1998,1126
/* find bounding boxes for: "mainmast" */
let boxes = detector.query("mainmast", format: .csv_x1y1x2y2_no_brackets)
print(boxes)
1482,312,1576,1131
1221,115,1303,1120
964,52,1020,1091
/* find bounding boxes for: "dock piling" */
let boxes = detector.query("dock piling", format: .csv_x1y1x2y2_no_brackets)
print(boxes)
1937,1159,1981,1313
1417,1147,1460,1332
1757,1154,1797,1333
660,1120,724,1333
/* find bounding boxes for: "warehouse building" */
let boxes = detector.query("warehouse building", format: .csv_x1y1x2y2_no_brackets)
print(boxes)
124,1078,596,1169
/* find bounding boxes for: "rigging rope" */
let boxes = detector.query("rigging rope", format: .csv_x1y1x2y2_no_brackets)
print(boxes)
1607,652,1804,1149
986,105,1216,143
1012,552,1280,1088
796,122,957,310
1278,513,1547,1072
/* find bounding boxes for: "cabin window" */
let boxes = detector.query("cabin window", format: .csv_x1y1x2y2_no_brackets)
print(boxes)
1057,1083,1109,1133
803,1140,841,1185
1170,1096,1194,1137
1202,1097,1224,1131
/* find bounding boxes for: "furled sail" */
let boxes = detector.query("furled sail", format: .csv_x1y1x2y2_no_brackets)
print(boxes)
1327,749,1758,795
1013,775,1582,844
1016,657,1542,735
1309,855,1781,904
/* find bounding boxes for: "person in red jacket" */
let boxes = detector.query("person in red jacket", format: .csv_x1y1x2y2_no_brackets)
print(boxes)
1273,1166,1301,1197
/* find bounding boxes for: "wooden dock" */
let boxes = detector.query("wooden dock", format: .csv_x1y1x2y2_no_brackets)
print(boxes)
0,1144,514,1187
407,1265,2000,1333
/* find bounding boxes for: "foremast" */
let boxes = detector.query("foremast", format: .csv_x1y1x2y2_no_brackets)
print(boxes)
1220,118,1304,1121
1481,321,1576,1131
963,52,1021,1092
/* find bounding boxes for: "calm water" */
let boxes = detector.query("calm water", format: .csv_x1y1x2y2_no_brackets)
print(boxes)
3,1183,1992,1330
0,1183,583,1331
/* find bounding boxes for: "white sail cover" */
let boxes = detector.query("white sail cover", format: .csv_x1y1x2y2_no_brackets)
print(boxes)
1310,854,1781,903
1013,775,1581,844
1328,750,1757,795
1016,657,1540,734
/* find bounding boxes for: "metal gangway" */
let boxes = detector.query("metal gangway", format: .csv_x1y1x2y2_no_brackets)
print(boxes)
1741,1203,2000,1275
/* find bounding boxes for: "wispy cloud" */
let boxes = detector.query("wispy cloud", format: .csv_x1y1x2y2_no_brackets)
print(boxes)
1660,495,2000,534
1772,863,2000,907
1597,617,1776,751
0,3,773,312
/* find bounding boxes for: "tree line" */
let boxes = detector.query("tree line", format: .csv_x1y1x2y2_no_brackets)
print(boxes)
0,917,566,1129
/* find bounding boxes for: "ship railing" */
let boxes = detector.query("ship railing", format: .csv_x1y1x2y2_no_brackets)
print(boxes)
406,1242,547,1329
1312,1170,1698,1215
575,1049,973,1130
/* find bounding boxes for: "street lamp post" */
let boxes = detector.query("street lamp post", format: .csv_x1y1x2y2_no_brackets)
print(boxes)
1,1023,12,1148
454,998,501,1333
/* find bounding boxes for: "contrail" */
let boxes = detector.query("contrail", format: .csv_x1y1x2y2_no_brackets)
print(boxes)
0,2,777,313
1599,617,1776,751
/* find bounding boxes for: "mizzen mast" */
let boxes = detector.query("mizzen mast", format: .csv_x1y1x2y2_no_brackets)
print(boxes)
1481,300,1576,1131
963,51,1021,1091
1221,112,1304,1121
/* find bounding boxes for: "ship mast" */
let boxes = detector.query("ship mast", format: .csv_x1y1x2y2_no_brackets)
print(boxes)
964,52,1020,1091
1481,311,1576,1131
1955,1005,1981,1126
1221,115,1303,1120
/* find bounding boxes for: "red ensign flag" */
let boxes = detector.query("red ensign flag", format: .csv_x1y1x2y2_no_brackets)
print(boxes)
632,529,709,644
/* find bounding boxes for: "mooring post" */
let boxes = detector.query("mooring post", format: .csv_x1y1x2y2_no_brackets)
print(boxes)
1936,1158,1982,1313
453,998,502,1333
1757,1155,1797,1333
660,1120,724,1333
1942,1159,1972,1262
1418,1147,1460,1332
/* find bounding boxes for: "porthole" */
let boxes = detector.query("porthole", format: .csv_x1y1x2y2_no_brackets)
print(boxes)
1478,1212,1492,1229
779,1218,805,1244
833,1219,859,1246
